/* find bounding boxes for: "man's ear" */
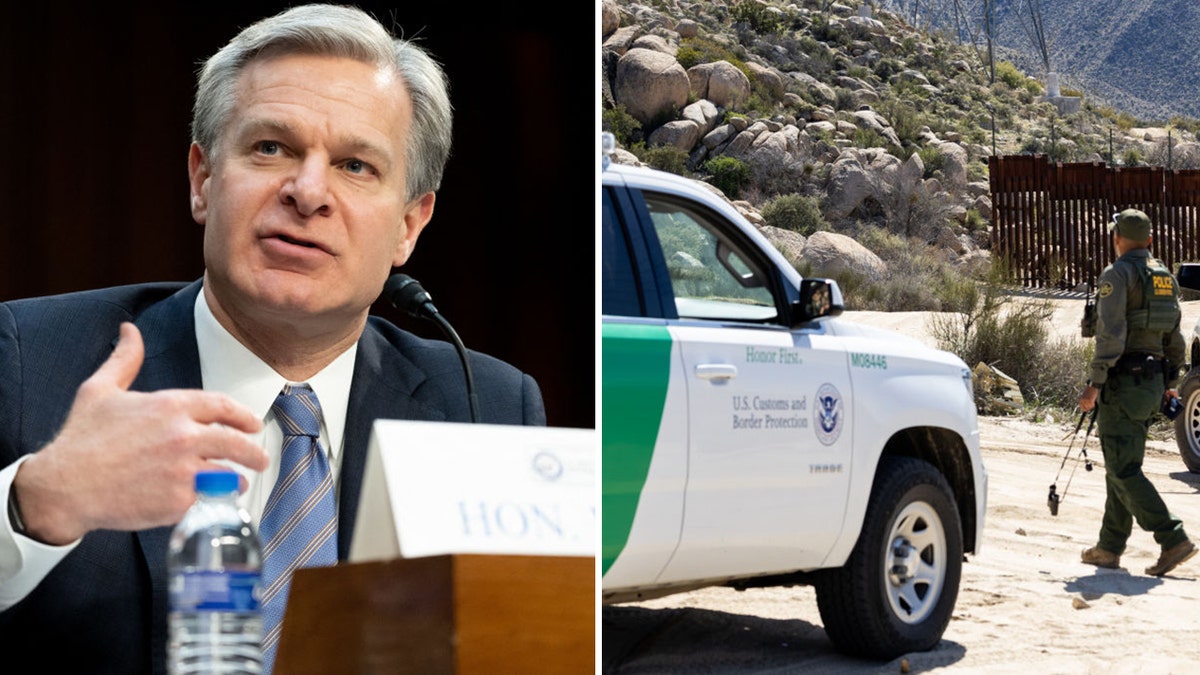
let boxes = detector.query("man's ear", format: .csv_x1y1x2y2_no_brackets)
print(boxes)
188,143,211,225
392,192,436,267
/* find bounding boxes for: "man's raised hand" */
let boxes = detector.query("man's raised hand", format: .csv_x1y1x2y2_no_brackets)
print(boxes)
12,322,268,544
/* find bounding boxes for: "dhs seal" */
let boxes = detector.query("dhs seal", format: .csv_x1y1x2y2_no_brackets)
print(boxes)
814,383,843,446
531,451,564,481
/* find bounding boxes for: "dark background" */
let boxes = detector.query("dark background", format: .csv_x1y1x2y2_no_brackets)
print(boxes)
0,2,594,429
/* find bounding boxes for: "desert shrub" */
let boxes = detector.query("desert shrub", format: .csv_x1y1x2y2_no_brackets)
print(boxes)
676,45,705,70
853,127,887,149
917,145,946,178
995,61,1028,91
761,193,829,236
968,159,989,183
1170,116,1200,137
858,273,941,311
846,65,871,80
743,91,777,118
936,273,981,314
874,57,903,81
1115,111,1138,131
703,155,751,198
730,0,781,34
929,269,1088,411
876,98,924,146
602,105,642,147
834,87,857,111
638,145,689,175
676,37,745,71
1022,337,1093,409
839,228,978,312
745,151,805,199
964,208,988,232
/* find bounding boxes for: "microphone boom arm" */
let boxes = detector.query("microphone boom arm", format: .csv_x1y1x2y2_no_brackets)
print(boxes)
429,311,481,424
384,274,481,423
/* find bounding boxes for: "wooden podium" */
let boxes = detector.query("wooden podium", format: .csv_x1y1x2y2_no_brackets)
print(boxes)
273,554,594,674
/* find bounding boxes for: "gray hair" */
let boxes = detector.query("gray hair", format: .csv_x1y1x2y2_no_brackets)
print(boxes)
191,4,453,199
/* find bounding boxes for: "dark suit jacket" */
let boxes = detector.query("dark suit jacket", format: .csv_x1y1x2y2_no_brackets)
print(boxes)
0,280,545,673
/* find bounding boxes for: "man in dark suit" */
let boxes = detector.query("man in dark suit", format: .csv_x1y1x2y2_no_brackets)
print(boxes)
0,5,544,673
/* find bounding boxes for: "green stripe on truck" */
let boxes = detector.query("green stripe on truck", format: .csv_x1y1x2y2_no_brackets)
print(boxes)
602,322,672,574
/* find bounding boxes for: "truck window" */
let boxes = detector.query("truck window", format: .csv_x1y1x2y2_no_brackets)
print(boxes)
644,193,777,322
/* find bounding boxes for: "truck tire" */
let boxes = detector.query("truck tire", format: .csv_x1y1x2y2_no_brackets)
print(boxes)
814,456,962,660
1174,368,1200,473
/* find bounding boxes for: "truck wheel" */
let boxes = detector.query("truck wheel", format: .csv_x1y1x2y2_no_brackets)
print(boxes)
1174,368,1200,473
813,456,962,660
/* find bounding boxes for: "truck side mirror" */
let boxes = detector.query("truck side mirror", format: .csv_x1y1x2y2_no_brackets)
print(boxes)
793,278,844,326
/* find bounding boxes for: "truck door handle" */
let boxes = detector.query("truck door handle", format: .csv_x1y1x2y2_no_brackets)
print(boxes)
695,364,738,381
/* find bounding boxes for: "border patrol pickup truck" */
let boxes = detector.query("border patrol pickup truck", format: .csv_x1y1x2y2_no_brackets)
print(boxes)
601,134,987,659
1172,264,1200,472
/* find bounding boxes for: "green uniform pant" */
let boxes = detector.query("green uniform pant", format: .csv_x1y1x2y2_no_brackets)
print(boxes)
1096,370,1187,554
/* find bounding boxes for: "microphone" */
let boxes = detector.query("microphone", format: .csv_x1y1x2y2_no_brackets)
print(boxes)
384,273,439,319
383,274,480,423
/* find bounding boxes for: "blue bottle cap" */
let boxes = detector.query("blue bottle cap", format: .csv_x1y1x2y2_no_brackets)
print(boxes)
194,470,239,495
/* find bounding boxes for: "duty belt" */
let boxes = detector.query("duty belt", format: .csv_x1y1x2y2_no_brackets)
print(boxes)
1112,352,1165,376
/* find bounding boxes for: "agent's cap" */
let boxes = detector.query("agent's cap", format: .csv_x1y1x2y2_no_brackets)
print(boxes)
1109,208,1151,241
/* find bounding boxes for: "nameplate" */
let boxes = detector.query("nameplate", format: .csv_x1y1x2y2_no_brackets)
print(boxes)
349,420,595,561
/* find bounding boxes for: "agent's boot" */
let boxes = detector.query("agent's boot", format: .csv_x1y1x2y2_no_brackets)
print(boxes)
1081,546,1120,569
1145,539,1197,577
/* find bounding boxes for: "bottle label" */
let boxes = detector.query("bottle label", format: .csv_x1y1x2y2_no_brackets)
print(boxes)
170,570,261,612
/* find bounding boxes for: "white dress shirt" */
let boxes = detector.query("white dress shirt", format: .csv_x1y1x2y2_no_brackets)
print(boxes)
0,288,358,609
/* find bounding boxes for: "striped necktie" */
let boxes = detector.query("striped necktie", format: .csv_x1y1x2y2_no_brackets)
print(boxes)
259,383,338,672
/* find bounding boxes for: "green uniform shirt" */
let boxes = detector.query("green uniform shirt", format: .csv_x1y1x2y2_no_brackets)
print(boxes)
1089,248,1186,387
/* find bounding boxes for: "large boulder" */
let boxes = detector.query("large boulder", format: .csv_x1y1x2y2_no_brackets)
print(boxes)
720,123,807,182
746,61,785,99
934,141,969,187
852,108,901,147
681,99,721,138
802,231,887,280
603,25,640,56
760,226,807,265
648,119,701,150
688,60,750,109
601,0,620,37
615,48,689,125
824,149,901,220
631,34,675,56
788,71,837,108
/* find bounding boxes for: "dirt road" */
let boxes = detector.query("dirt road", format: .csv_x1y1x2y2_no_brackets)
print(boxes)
603,299,1200,674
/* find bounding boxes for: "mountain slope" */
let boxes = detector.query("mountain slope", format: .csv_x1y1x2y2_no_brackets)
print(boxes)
884,0,1200,121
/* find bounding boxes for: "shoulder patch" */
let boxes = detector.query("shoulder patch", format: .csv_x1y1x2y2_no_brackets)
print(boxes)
1099,281,1114,298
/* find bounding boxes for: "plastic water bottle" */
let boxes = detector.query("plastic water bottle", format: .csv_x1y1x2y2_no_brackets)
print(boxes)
168,470,263,674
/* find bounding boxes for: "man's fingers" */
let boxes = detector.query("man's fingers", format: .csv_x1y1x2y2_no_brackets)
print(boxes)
187,391,264,434
199,422,270,473
89,322,145,391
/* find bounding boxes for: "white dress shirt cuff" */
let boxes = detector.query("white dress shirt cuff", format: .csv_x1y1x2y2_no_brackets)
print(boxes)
0,456,80,610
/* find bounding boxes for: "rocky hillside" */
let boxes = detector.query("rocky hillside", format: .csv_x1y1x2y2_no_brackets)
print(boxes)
599,0,1200,311
879,0,1200,122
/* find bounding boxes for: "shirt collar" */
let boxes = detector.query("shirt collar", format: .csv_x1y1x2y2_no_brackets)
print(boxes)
193,289,357,457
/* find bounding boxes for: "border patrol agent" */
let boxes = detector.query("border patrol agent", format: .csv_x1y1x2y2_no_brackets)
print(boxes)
1078,208,1197,576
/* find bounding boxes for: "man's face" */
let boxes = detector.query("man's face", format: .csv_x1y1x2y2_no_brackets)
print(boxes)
189,52,435,335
